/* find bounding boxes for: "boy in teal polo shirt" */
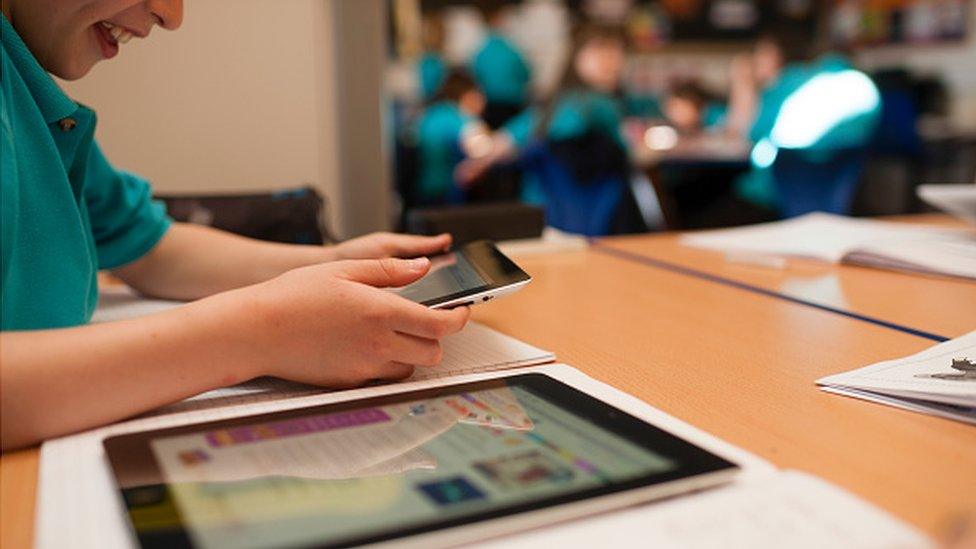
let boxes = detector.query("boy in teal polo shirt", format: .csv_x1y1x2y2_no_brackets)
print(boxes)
0,0,468,450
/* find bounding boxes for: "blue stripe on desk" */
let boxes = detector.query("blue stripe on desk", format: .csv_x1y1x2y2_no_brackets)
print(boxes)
589,241,950,343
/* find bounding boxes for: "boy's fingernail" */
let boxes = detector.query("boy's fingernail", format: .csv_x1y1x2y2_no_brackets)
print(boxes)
407,257,429,271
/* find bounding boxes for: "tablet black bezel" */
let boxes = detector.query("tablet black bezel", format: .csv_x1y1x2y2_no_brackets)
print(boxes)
408,240,531,307
104,373,737,549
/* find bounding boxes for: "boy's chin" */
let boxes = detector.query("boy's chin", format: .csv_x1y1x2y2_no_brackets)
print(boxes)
47,56,98,81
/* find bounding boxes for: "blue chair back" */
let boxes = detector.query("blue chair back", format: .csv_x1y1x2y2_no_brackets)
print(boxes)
520,143,627,236
870,88,922,158
773,148,866,217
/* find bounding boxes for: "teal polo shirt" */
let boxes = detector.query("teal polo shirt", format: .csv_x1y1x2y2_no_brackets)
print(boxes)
471,33,530,105
737,55,882,208
502,89,626,149
1,15,171,330
501,89,627,204
415,101,472,204
417,52,446,102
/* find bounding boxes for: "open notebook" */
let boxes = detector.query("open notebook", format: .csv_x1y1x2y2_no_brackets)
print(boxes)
682,212,976,280
817,331,976,425
93,286,556,417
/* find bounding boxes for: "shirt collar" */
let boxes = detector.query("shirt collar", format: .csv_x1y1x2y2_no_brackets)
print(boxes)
1,14,79,124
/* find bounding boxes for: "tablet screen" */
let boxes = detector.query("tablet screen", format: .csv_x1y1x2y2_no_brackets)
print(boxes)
106,375,736,548
396,250,486,304
395,240,530,307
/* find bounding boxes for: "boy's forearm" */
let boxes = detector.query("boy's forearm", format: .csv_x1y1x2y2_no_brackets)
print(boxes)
114,222,334,300
0,291,262,450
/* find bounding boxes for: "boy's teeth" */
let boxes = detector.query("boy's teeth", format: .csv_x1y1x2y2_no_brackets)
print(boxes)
117,31,133,44
109,27,123,40
100,21,114,29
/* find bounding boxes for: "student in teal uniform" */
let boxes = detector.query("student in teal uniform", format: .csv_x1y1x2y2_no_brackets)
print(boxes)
414,70,489,205
457,24,629,190
0,0,469,450
459,25,646,234
726,31,881,215
470,1,531,129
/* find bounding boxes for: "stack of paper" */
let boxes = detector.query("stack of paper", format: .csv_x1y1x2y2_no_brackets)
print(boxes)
817,331,976,425
682,212,976,280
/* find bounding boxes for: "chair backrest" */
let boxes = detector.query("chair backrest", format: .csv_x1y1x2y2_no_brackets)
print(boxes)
521,143,628,236
156,187,330,244
870,88,922,158
773,149,866,217
405,202,545,245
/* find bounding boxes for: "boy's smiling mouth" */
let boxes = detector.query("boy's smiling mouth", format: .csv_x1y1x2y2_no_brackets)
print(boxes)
93,20,135,59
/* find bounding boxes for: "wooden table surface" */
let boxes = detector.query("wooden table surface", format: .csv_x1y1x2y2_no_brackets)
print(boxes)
596,214,976,339
3,218,974,547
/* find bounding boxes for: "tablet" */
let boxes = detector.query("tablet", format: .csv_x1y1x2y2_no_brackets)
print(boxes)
395,240,531,309
105,373,738,548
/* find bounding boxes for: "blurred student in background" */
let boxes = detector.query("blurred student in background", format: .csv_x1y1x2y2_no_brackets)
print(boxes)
471,0,532,129
461,24,646,235
417,11,447,103
414,69,492,206
664,80,727,136
725,29,881,218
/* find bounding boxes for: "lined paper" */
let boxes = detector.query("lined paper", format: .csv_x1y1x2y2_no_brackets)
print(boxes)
92,286,554,417
149,322,555,417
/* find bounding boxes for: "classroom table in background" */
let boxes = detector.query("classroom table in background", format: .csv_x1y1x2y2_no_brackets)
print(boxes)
2,215,974,548
627,129,753,230
629,131,753,167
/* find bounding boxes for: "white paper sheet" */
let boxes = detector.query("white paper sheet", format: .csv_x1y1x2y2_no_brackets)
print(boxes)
818,331,976,421
817,331,976,407
820,386,976,425
474,470,931,549
90,287,183,324
35,364,775,549
918,183,976,224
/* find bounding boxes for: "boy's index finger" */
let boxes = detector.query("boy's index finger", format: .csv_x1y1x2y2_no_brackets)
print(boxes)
388,298,470,340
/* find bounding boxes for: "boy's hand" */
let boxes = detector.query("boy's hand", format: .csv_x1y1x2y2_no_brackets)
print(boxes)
240,257,469,388
329,233,452,262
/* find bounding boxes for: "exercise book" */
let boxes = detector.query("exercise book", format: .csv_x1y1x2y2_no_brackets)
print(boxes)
682,212,976,280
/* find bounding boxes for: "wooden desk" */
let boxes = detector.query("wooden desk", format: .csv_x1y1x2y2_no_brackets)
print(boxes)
598,214,976,339
3,242,974,547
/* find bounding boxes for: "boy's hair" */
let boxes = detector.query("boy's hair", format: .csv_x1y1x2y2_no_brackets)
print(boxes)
432,69,479,104
757,24,818,64
474,0,511,24
669,80,711,108
572,22,627,49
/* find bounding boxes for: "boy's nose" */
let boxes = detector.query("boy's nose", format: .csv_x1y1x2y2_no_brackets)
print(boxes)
147,0,183,31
